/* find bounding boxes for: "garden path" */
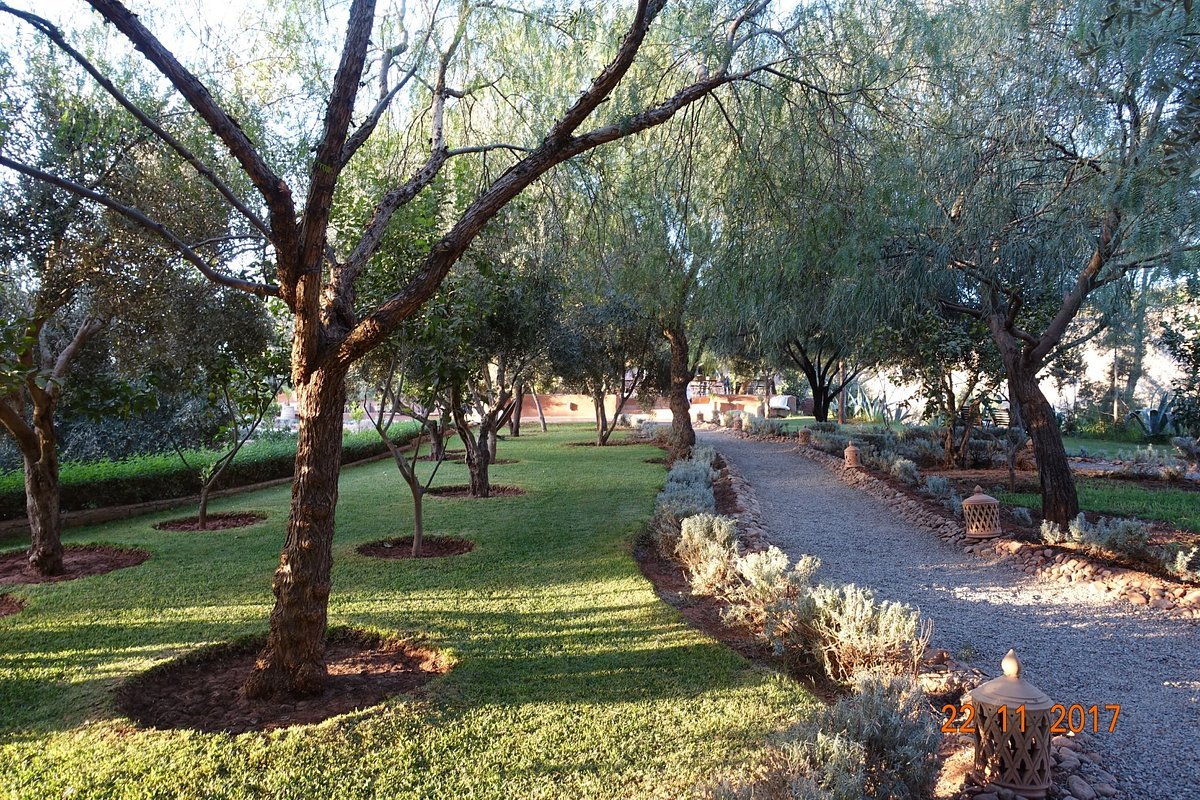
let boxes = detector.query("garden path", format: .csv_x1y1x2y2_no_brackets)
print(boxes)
700,431,1200,800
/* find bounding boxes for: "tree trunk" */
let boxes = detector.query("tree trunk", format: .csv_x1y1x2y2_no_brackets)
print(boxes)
486,425,499,462
666,328,695,458
464,439,491,498
509,384,523,437
24,436,63,576
532,392,548,432
594,391,609,445
837,361,847,424
244,365,347,700
410,486,424,557
1009,361,1078,526
198,484,211,531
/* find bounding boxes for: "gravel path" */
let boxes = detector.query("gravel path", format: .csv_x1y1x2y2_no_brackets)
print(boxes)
701,431,1200,800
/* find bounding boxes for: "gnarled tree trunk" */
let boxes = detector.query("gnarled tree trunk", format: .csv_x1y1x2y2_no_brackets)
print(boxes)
1007,360,1077,525
23,427,63,576
244,365,347,700
665,327,695,458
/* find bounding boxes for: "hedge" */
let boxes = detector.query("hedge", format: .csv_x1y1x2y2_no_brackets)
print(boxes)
0,424,420,521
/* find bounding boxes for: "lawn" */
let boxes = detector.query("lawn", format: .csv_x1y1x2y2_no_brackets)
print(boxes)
0,426,811,799
999,478,1200,533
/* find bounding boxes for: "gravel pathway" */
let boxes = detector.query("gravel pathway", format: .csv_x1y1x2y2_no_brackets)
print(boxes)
701,432,1200,800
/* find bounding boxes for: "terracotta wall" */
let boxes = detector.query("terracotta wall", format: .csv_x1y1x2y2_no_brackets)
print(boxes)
517,393,765,422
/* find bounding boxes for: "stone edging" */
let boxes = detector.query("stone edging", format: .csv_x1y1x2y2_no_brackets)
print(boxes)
793,444,1200,620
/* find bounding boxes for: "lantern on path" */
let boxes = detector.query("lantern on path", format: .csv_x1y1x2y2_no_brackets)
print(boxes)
843,442,861,469
963,485,1002,539
966,649,1054,799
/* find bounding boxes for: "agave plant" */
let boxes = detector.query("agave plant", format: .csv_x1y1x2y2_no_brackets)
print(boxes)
1128,391,1175,436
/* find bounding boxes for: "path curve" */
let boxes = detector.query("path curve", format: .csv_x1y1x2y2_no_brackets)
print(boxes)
702,431,1199,800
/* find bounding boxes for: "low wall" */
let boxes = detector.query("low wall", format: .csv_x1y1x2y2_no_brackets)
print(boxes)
517,393,765,423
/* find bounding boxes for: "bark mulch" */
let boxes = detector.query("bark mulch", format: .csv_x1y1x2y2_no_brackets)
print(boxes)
425,485,525,499
154,512,267,532
357,535,475,559
0,545,150,586
0,593,24,618
116,629,449,734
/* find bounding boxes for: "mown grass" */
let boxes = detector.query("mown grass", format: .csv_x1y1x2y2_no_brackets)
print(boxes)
0,426,811,799
1000,478,1200,533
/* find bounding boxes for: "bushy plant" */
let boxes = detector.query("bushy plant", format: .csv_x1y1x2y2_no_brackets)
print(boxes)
722,547,821,632
890,458,920,486
810,421,839,433
810,431,850,456
921,475,952,498
714,674,938,800
1011,506,1034,527
721,410,740,428
651,452,720,556
676,514,739,595
690,444,718,467
745,415,786,437
1041,513,1151,560
804,584,930,683
1167,546,1200,581
1115,445,1187,480
665,460,717,488
1172,436,1199,470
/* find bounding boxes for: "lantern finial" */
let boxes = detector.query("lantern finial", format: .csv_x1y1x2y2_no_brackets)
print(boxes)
1001,649,1021,678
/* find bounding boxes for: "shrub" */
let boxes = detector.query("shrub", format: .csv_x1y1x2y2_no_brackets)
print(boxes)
745,415,785,437
1041,513,1151,560
1011,506,1034,527
804,584,930,684
810,431,850,456
921,475,952,498
676,514,739,595
721,410,741,429
690,444,718,468
1173,436,1200,470
890,458,920,486
651,453,720,556
810,421,839,433
723,547,820,632
1114,445,1187,480
665,460,717,489
635,420,670,443
1167,546,1200,581
713,674,939,800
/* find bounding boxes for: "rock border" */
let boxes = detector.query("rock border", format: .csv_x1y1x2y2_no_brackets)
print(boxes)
793,443,1200,620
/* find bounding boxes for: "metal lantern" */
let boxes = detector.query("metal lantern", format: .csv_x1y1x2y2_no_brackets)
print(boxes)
843,442,861,469
796,428,812,445
963,485,1002,539
966,650,1054,799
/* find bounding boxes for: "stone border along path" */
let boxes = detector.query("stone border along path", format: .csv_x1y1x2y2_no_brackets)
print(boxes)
700,430,1200,800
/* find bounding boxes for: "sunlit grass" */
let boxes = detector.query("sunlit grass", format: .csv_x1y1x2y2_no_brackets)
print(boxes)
0,426,811,799
999,477,1200,533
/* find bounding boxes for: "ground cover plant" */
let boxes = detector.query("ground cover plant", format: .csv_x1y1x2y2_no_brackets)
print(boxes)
0,427,811,799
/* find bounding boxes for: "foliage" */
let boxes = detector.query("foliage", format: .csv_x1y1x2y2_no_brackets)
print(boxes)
0,427,417,521
1127,391,1178,438
1001,478,1200,534
890,459,920,487
676,514,739,596
1041,513,1152,561
1011,507,1034,527
1161,291,1200,437
0,428,810,798
1173,437,1200,470
713,674,939,800
802,584,930,684
921,476,952,499
744,415,785,437
722,547,821,633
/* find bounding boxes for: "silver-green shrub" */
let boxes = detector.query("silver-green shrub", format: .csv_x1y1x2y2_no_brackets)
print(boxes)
1011,506,1034,527
745,415,786,437
689,444,718,467
804,584,930,683
722,547,820,633
890,458,920,486
921,475,952,498
1041,513,1150,560
676,514,739,595
1169,545,1200,580
711,674,938,800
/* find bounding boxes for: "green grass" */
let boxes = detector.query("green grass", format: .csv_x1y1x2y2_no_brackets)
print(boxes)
1060,436,1173,460
999,478,1200,533
0,426,811,799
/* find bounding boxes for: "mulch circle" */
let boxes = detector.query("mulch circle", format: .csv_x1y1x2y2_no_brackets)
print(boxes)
425,484,525,499
154,512,266,532
644,456,666,465
116,628,449,734
357,535,475,559
0,544,150,586
0,593,24,618
489,459,519,465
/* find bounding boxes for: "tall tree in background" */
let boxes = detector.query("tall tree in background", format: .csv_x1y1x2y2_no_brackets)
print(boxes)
0,0,791,697
904,0,1200,524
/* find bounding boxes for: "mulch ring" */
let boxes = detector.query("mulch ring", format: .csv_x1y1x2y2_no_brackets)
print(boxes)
358,535,475,559
154,512,266,532
116,628,449,735
425,484,525,499
0,545,150,586
0,593,24,618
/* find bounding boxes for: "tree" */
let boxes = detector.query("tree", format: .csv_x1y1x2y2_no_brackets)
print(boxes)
0,56,242,573
1,0,789,698
901,0,1200,524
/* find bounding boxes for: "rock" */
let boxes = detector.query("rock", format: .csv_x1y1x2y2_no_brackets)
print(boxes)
1068,775,1097,800
1126,592,1149,605
1058,753,1082,771
1150,596,1175,610
1092,784,1118,798
1091,768,1116,784
974,793,999,800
